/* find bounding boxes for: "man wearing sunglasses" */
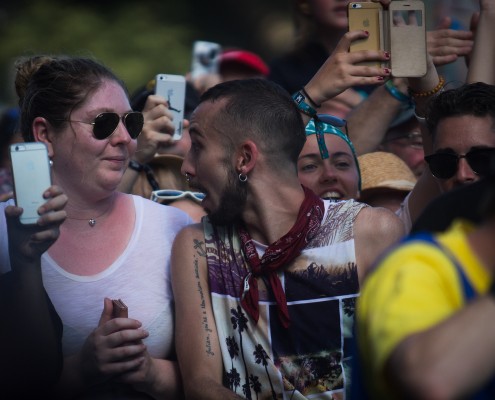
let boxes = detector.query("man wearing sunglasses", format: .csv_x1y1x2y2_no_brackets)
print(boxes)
423,82,495,193
354,0,495,393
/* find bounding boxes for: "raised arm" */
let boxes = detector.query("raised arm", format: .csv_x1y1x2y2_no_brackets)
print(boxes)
426,16,474,66
467,0,495,84
171,224,242,399
347,77,410,155
301,30,391,127
396,51,444,229
118,93,176,193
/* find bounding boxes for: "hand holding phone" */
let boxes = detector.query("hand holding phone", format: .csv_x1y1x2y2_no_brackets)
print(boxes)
10,142,52,225
154,74,186,141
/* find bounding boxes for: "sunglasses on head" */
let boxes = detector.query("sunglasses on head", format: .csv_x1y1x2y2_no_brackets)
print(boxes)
151,189,205,203
60,112,144,140
425,148,495,179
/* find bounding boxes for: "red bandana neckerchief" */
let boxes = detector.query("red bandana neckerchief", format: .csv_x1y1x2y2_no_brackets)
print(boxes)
238,186,324,329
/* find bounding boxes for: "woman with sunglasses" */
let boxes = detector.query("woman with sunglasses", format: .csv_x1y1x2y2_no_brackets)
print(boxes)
3,55,192,399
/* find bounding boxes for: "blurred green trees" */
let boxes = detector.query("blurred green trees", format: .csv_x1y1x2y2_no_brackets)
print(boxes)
0,0,292,105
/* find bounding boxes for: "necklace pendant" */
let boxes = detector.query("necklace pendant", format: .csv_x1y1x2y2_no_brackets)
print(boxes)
88,218,96,227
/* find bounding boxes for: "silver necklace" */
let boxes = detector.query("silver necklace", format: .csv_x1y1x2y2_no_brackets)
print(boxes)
67,204,113,227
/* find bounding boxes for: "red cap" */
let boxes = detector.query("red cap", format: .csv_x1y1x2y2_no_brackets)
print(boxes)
219,49,270,77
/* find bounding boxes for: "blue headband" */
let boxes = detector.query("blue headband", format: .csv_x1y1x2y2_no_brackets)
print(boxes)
305,116,362,191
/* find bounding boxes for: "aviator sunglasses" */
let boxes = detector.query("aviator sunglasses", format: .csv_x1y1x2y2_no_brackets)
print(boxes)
58,112,144,140
425,148,495,179
151,189,205,203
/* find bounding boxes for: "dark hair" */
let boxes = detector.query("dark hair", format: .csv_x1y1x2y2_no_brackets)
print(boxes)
199,78,306,168
14,55,128,142
426,82,495,140
0,107,20,149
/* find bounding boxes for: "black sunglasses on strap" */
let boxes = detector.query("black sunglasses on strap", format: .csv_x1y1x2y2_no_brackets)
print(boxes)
57,112,144,140
425,148,495,179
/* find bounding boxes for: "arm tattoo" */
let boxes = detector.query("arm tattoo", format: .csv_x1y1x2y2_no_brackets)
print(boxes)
194,256,215,357
193,239,206,257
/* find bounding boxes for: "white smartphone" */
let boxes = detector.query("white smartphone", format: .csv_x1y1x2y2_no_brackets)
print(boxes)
10,142,52,225
190,41,222,79
389,0,427,77
154,74,186,141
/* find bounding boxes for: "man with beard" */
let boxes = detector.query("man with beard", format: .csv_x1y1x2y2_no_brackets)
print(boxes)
170,70,404,398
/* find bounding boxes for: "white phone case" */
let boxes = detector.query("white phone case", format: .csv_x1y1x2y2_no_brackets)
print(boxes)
10,142,52,224
155,74,186,141
389,0,427,77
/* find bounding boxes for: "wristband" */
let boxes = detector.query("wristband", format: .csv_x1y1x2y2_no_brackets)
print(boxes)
301,87,321,108
385,80,412,105
292,90,317,118
128,160,144,172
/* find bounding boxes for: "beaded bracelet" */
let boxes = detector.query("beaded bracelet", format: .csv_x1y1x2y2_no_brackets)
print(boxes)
292,90,317,118
385,80,412,105
408,76,446,98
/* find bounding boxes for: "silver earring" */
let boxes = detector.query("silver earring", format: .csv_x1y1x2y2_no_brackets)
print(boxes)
185,173,191,182
238,173,247,183
49,159,54,167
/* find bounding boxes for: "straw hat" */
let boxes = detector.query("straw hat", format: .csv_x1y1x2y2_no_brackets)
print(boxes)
358,151,417,194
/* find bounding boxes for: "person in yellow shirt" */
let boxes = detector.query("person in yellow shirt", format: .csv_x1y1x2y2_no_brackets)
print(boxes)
356,165,495,399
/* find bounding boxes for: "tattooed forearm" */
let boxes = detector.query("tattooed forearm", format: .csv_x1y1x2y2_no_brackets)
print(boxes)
193,239,206,257
194,256,215,356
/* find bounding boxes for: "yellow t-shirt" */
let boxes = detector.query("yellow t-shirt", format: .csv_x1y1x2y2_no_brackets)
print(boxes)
356,219,490,398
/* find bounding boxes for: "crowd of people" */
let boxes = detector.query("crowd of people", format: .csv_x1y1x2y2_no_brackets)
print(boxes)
1,0,495,398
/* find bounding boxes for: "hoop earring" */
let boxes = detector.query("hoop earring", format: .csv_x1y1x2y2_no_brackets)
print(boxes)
238,173,247,183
